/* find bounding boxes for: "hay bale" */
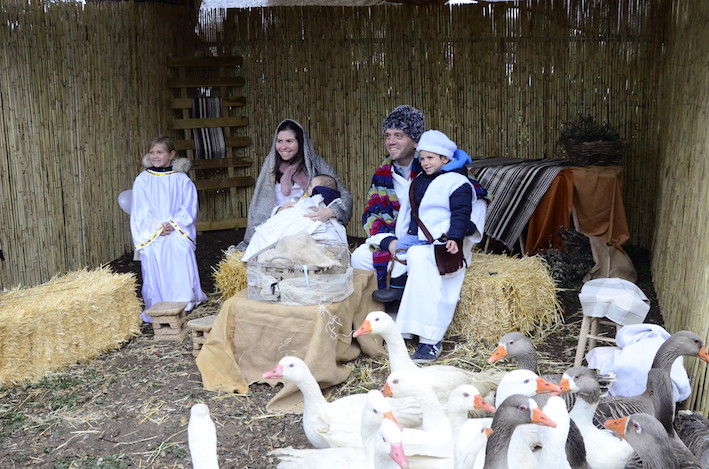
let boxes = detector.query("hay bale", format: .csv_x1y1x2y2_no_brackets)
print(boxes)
0,267,141,386
212,248,247,301
450,253,563,345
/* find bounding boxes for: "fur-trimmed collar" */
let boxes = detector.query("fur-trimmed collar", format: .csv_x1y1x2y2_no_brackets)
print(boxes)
141,154,191,173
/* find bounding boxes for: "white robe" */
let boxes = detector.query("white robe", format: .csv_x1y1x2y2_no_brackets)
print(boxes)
395,173,486,343
130,169,207,319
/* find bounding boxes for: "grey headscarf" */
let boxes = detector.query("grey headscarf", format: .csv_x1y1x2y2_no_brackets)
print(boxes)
243,119,353,244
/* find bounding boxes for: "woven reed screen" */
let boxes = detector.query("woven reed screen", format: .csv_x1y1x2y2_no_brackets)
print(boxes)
1,0,669,290
0,1,195,288
651,1,709,414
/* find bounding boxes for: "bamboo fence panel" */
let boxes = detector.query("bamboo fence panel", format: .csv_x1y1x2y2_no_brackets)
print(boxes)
212,0,664,243
1,0,669,291
0,1,194,289
651,0,709,413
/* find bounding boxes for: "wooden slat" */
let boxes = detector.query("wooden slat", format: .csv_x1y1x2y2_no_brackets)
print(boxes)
175,136,251,150
194,176,253,191
167,56,243,68
191,157,252,170
167,76,245,88
172,117,248,130
170,96,246,109
196,217,248,232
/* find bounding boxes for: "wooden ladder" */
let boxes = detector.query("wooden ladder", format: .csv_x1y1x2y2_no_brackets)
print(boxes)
167,56,254,232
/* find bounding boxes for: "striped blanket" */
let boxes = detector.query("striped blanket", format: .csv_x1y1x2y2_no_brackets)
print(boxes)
472,158,573,249
191,97,226,159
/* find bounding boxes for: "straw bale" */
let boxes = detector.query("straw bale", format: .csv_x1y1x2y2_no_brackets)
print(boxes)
0,267,141,387
450,252,563,346
212,249,247,300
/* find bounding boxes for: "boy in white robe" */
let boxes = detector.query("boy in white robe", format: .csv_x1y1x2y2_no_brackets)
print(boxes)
374,130,486,363
130,136,207,322
242,174,348,262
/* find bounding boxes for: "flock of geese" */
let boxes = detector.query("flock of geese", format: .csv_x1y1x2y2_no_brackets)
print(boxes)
188,310,709,469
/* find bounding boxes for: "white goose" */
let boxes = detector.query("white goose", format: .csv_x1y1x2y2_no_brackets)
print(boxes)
447,384,494,469
188,403,220,469
262,356,422,449
560,366,635,469
354,311,503,406
269,390,409,469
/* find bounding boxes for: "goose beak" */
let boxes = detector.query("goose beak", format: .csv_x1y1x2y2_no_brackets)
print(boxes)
559,377,571,393
382,382,393,398
531,407,557,428
484,427,494,437
389,441,409,468
353,320,372,338
697,345,709,364
383,410,404,430
603,416,629,439
262,364,284,379
536,377,561,394
488,344,507,364
474,394,496,413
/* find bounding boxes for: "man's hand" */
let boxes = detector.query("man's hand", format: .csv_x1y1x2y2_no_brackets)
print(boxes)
388,239,399,255
160,222,175,236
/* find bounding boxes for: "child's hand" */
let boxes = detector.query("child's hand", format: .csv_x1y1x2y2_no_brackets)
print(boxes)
304,206,335,222
446,239,459,254
160,222,175,236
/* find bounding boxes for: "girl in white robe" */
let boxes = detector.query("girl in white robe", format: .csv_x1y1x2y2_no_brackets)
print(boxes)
130,136,207,322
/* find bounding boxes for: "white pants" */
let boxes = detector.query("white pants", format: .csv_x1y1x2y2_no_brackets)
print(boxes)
396,244,467,343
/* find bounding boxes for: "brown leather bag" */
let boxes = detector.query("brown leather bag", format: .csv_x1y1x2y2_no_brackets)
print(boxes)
409,182,467,275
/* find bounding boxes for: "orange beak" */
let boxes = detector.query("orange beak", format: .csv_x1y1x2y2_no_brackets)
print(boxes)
382,382,393,397
559,377,571,393
697,345,709,364
536,377,561,394
488,344,507,364
603,416,629,439
353,320,372,338
383,410,404,430
474,394,496,413
484,427,494,437
531,407,557,428
262,364,284,379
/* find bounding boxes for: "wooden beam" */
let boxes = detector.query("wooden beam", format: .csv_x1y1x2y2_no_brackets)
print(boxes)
172,117,248,130
194,176,253,191
191,157,252,170
167,77,245,88
167,56,243,68
170,96,246,109
196,217,248,232
175,136,251,151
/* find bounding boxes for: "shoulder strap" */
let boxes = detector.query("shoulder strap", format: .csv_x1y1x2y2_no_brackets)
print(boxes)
409,178,435,243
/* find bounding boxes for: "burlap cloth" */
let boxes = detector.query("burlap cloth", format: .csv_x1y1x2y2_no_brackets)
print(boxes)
196,269,386,412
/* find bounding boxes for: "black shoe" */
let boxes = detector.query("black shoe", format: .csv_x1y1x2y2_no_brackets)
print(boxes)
372,288,404,303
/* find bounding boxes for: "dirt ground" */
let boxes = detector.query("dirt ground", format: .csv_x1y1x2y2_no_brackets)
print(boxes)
0,229,662,469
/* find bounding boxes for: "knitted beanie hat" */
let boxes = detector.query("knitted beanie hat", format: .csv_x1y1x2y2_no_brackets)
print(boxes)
381,105,425,141
416,129,457,159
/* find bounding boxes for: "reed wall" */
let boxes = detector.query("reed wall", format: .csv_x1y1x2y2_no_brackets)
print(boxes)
1,0,668,290
652,1,709,413
0,1,195,288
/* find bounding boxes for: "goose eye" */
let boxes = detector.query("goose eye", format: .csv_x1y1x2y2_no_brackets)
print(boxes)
289,363,295,368
393,379,399,384
509,340,515,345
523,379,530,384
632,422,642,433
373,409,379,414
375,318,380,322
519,405,528,412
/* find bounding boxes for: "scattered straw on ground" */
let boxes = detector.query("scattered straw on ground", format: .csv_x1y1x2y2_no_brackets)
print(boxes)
450,252,563,346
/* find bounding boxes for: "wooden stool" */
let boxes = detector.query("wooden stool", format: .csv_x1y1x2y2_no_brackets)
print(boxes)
145,301,189,342
574,313,622,366
187,315,216,357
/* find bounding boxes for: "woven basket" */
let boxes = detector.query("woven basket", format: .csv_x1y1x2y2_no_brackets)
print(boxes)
564,140,626,166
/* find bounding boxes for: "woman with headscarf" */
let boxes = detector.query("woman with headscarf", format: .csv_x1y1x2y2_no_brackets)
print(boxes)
241,119,352,247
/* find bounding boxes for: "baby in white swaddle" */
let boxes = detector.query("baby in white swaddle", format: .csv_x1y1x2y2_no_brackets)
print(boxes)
243,174,347,262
